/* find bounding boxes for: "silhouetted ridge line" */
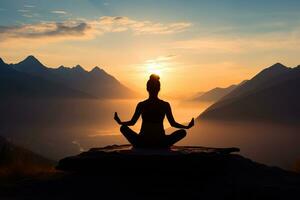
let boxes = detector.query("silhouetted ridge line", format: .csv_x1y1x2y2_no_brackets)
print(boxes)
0,57,5,65
72,65,86,73
198,63,300,123
191,84,237,102
90,66,103,73
7,55,137,98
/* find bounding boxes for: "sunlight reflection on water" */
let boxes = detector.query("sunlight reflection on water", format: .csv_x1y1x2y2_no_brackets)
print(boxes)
2,98,300,171
86,99,212,137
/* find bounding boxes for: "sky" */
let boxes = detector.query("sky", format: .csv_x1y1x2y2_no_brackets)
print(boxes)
1,0,300,97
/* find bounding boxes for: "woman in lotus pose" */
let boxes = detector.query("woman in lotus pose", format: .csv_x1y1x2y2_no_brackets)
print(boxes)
114,74,194,148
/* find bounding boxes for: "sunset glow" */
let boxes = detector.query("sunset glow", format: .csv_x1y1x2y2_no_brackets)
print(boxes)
1,2,300,198
146,62,163,77
1,0,300,96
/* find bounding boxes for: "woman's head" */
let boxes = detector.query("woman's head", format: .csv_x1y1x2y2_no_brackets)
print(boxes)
147,74,160,96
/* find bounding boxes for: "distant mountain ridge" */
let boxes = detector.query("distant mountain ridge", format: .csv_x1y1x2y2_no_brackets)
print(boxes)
0,57,93,99
13,55,48,74
198,63,300,123
0,55,136,99
191,84,237,102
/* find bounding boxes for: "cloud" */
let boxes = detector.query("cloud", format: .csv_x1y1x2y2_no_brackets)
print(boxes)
51,10,67,15
22,14,33,18
18,9,29,13
24,5,35,8
170,31,300,53
0,16,191,43
0,21,91,41
95,16,191,35
146,55,177,63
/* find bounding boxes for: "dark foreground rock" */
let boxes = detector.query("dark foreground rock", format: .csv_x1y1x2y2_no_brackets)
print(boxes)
56,145,240,172
1,145,300,200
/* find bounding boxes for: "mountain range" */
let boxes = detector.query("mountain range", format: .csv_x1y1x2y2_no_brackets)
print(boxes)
191,84,238,102
198,63,300,123
0,57,93,99
0,56,136,99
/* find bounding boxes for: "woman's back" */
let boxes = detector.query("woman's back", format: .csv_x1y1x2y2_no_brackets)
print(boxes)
139,98,168,137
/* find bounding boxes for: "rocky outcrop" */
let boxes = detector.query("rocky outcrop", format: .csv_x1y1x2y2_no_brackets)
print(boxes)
56,145,240,172
54,145,300,199
2,145,300,199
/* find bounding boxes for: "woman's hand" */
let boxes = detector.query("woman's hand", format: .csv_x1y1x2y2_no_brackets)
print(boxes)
187,118,194,129
114,112,122,125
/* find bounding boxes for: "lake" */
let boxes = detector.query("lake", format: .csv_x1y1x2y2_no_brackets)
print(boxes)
1,98,299,171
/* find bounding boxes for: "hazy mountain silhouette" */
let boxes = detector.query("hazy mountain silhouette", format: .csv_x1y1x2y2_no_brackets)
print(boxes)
0,136,53,177
0,57,93,99
191,84,237,102
12,55,48,74
11,56,136,98
198,63,300,123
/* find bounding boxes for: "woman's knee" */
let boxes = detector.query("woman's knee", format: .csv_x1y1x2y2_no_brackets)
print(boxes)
120,125,128,133
178,129,187,138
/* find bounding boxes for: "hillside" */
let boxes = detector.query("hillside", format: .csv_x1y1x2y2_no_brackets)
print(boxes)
11,56,136,99
0,58,92,99
198,63,300,123
0,136,54,177
191,84,237,102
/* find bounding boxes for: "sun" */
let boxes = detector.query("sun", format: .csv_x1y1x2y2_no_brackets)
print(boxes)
146,62,163,77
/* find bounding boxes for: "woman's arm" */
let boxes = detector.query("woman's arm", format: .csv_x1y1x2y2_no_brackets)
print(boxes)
166,103,194,129
114,103,142,126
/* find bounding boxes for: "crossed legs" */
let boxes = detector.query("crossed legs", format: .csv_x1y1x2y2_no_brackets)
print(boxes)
120,125,140,147
120,125,186,148
165,129,187,147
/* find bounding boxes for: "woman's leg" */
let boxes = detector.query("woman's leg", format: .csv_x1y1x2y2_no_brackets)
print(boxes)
120,125,140,147
165,129,187,147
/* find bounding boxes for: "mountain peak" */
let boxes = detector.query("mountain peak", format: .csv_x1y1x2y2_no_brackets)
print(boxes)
13,55,47,73
90,66,103,73
73,65,86,72
57,65,69,71
23,55,40,63
18,55,46,68
269,63,287,70
252,63,289,81
0,57,4,65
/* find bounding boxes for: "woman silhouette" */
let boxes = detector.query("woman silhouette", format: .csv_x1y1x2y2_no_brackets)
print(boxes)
114,74,194,148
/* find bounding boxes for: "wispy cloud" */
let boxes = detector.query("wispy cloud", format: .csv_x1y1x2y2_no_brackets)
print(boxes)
0,21,91,41
170,30,300,53
24,5,35,8
146,55,177,63
96,16,191,35
0,16,191,42
18,9,29,13
51,10,67,15
22,14,33,18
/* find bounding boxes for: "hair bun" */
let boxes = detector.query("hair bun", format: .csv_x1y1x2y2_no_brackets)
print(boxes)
149,74,160,81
